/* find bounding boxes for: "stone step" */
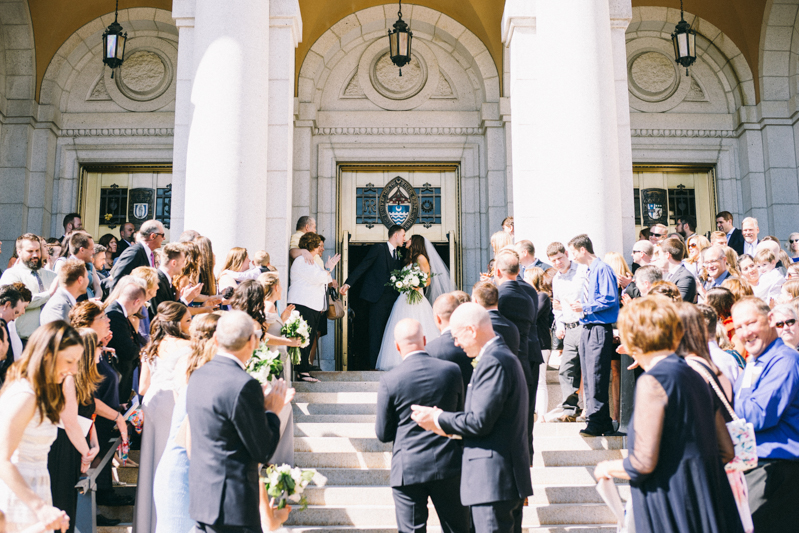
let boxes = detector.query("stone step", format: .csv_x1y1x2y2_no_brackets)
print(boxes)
284,527,617,533
284,503,617,527
295,450,625,469
97,524,131,533
294,414,377,424
97,505,133,522
293,381,381,393
302,485,630,506
294,402,377,415
311,466,623,487
294,392,378,404
309,371,383,382
116,466,138,485
294,435,624,454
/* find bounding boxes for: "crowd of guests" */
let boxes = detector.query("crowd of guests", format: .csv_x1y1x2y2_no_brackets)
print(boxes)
0,208,797,533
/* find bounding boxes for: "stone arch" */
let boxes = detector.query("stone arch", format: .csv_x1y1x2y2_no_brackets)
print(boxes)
297,3,500,109
759,0,799,102
0,0,36,111
39,8,177,121
628,6,756,110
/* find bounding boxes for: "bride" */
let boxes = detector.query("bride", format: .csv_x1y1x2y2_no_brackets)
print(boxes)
375,235,453,370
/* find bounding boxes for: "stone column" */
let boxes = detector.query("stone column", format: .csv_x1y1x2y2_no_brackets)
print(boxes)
181,0,270,256
267,0,302,280
502,0,624,256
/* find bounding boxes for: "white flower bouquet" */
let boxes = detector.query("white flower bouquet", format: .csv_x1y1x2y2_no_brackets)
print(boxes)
280,310,310,365
246,342,283,384
386,264,432,305
262,463,315,510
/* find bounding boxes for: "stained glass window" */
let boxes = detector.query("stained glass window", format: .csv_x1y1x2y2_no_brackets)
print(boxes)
355,183,443,227
99,185,127,227
156,184,171,229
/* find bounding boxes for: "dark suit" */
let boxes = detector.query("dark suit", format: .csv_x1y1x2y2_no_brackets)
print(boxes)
727,228,745,256
187,356,281,532
105,301,141,403
426,329,473,393
344,242,402,368
437,338,533,533
375,352,468,533
668,264,698,303
149,269,177,317
106,242,151,293
488,309,520,357
114,238,131,260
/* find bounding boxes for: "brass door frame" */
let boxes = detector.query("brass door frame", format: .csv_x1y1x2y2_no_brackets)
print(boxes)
632,163,717,218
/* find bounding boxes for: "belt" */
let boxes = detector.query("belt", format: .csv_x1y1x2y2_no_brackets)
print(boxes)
563,322,580,330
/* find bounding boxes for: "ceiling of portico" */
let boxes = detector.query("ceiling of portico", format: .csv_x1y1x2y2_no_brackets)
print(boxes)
24,0,770,103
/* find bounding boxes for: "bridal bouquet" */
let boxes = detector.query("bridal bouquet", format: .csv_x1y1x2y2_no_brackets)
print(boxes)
246,342,283,384
386,264,432,305
281,310,310,365
262,464,315,510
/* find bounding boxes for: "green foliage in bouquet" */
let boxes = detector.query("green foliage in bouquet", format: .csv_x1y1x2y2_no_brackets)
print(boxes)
385,263,434,305
262,464,315,510
246,342,283,384
280,310,310,365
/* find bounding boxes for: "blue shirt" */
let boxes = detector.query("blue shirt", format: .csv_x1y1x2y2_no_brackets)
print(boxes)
734,337,799,460
579,257,619,325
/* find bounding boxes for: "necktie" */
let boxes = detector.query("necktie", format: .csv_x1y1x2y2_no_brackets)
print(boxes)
31,270,44,292
393,249,398,261
150,251,155,268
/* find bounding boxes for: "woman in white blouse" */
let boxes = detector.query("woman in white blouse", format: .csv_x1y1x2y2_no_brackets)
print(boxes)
287,232,340,381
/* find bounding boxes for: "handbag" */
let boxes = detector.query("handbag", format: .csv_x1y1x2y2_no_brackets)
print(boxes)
693,365,758,472
327,287,345,320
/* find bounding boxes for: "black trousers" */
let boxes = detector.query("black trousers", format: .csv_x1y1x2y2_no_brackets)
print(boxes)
579,323,614,430
95,418,116,494
470,498,524,533
293,304,323,371
366,291,399,369
392,476,469,533
115,358,137,405
527,362,539,464
745,458,799,532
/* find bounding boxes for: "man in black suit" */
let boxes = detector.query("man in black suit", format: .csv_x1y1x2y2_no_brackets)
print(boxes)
494,250,541,462
716,210,744,256
107,220,165,292
114,222,135,260
340,225,406,369
106,281,146,403
471,281,520,356
412,303,533,533
187,311,294,533
426,293,473,390
375,318,469,533
656,237,697,303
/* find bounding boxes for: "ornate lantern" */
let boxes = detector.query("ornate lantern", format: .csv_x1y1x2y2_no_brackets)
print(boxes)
387,0,413,76
102,0,127,78
671,0,696,76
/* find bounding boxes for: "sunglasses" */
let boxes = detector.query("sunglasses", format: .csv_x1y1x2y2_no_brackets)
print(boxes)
775,318,796,329
651,233,665,237
791,239,799,244
632,250,646,254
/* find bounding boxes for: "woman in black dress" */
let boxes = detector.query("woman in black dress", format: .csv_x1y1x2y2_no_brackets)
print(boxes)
593,296,743,533
47,327,101,533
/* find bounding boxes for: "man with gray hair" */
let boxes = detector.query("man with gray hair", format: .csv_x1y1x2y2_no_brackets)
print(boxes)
108,219,166,291
702,245,730,291
188,310,294,533
742,216,760,257
290,216,319,266
633,265,662,297
514,240,551,280
732,297,799,531
412,303,533,533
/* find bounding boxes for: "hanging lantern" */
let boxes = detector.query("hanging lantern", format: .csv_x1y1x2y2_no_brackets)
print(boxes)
387,0,413,76
102,0,127,78
671,0,696,76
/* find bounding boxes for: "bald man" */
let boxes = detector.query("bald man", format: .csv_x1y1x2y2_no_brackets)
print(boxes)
426,293,473,389
375,319,468,533
412,304,533,533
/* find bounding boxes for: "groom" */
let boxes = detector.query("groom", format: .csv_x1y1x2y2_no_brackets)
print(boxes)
341,224,406,369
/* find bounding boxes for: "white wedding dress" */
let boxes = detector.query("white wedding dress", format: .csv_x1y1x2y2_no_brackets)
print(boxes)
375,238,453,371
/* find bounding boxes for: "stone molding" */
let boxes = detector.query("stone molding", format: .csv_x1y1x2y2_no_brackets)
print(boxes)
313,126,483,135
60,127,174,137
631,128,736,138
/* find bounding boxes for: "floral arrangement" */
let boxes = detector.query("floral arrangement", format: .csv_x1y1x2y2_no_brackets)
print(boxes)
262,464,315,510
280,310,310,365
386,264,432,305
246,342,283,384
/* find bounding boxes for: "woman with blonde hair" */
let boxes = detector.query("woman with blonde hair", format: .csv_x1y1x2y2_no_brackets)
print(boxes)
721,277,754,301
0,322,81,532
602,251,633,427
46,327,101,533
218,247,251,294
153,312,221,533
490,230,513,258
685,234,711,276
593,297,742,533
723,247,742,277
786,232,799,262
604,252,633,293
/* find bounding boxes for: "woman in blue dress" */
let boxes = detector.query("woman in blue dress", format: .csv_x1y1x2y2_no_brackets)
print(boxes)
593,297,743,533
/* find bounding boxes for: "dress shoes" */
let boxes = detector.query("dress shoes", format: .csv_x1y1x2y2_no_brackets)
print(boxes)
578,424,616,437
96,491,135,506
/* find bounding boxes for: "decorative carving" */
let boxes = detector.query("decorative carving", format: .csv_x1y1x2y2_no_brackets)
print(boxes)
88,77,111,101
343,73,365,97
631,129,736,138
61,128,174,137
371,52,426,101
685,76,707,102
121,51,166,93
314,127,483,135
378,176,419,231
630,52,677,97
432,75,454,98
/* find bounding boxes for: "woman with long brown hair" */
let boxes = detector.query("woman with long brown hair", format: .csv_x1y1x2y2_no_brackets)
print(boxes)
375,234,440,370
0,322,81,532
218,247,251,294
134,302,191,533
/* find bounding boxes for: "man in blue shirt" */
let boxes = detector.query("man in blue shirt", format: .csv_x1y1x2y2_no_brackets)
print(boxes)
732,297,799,531
567,234,619,437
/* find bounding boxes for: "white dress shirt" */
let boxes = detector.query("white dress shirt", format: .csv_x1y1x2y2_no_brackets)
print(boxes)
552,261,588,329
217,351,247,370
287,257,332,312
753,268,785,304
743,239,758,257
0,264,57,338
8,321,23,361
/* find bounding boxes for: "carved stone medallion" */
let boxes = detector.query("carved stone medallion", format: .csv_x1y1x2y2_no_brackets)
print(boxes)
372,53,425,100
379,177,419,231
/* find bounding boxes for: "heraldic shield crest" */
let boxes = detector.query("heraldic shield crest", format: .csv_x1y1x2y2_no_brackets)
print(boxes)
641,188,668,226
128,188,155,226
379,177,419,231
